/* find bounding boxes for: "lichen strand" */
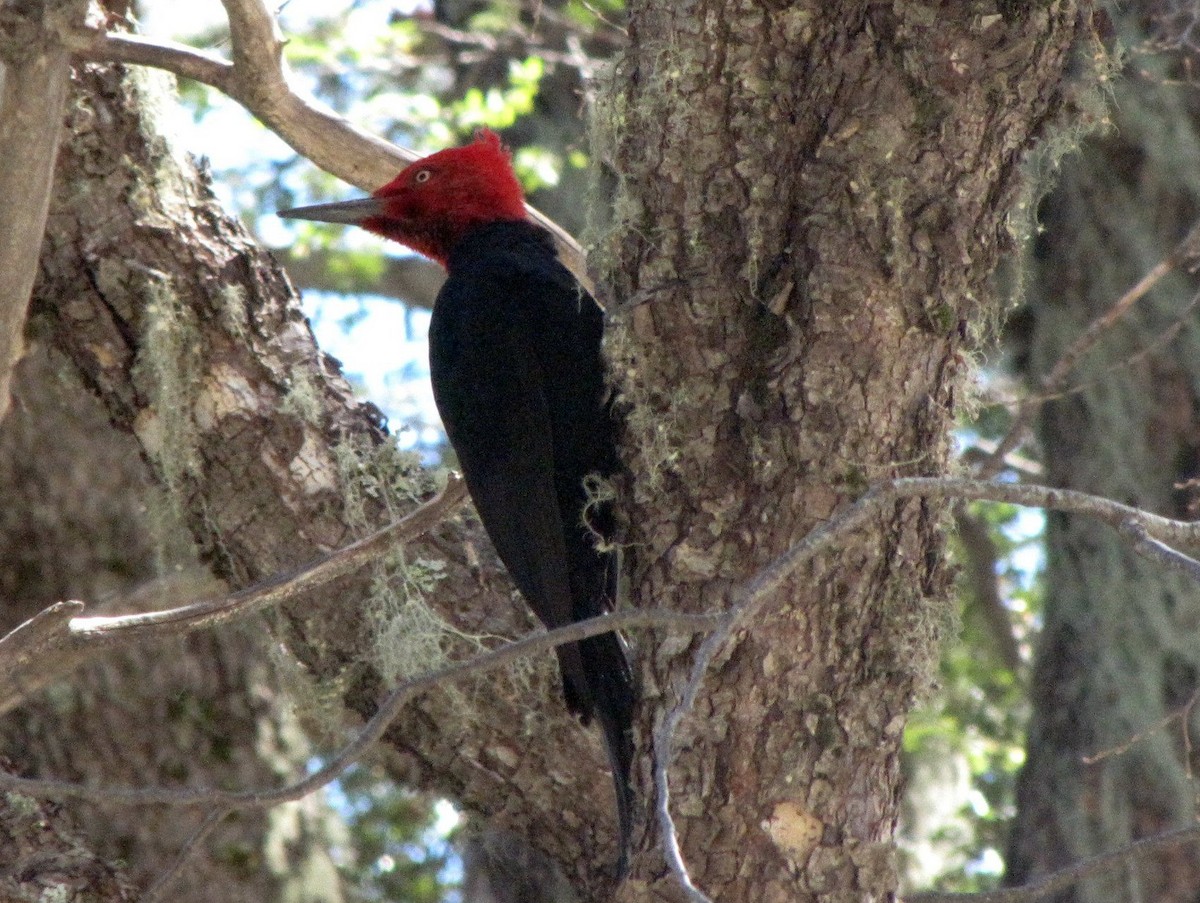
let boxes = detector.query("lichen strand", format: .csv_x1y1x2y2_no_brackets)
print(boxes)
329,437,481,694
600,1,1081,898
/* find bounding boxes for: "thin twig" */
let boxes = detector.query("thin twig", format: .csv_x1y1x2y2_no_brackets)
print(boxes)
71,476,467,640
141,808,231,903
1082,685,1200,768
0,607,719,809
0,476,467,715
1006,290,1200,408
8,471,1200,900
904,823,1200,903
1119,518,1200,583
978,219,1200,479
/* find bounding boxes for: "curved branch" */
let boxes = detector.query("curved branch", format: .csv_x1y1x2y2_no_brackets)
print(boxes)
978,220,1200,478
0,476,468,715
0,606,719,810
652,474,1200,899
66,30,235,91
904,823,1200,903
65,4,592,290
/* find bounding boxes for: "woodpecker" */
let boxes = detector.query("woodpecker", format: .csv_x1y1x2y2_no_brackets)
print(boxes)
278,130,635,872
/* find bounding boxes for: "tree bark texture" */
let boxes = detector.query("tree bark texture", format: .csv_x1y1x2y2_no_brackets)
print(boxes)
602,3,1083,900
0,336,345,901
1006,12,1200,901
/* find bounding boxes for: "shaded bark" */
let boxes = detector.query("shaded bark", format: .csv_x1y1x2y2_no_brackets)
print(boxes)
0,331,344,902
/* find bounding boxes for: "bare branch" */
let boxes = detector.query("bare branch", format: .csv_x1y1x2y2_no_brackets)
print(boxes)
0,476,468,715
64,30,235,91
1082,685,1200,771
0,607,718,810
71,475,467,640
978,219,1200,478
66,6,592,291
141,809,231,903
219,0,287,107
651,717,715,903
1119,518,1200,583
0,0,89,420
904,823,1200,903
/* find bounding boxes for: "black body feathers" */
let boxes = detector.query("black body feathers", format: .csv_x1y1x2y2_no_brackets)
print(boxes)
429,220,635,869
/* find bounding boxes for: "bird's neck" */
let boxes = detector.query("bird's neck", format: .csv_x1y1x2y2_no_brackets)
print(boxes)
388,215,528,269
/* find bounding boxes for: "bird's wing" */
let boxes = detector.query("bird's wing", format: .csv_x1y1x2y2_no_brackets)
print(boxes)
429,284,575,635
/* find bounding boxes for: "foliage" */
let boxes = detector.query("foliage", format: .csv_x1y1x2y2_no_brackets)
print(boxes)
900,390,1044,891
332,766,458,903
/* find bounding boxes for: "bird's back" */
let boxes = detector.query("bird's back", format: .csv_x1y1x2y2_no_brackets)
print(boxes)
430,220,625,701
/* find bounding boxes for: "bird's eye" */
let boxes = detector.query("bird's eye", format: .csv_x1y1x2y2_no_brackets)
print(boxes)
414,170,432,184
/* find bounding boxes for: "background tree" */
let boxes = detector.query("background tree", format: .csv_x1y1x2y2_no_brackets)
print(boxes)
1004,6,1200,901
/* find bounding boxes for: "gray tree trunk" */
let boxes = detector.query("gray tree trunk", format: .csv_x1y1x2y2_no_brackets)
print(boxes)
1006,10,1200,901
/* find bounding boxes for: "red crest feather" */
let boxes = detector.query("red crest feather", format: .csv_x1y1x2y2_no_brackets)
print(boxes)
363,129,527,264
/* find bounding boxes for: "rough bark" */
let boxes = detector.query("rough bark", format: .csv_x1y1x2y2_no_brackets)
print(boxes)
1006,12,1200,901
602,3,1082,900
0,334,344,902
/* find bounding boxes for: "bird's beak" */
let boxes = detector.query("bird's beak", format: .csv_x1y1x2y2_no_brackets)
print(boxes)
276,197,389,225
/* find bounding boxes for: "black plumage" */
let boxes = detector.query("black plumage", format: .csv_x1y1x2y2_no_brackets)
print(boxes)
430,220,635,868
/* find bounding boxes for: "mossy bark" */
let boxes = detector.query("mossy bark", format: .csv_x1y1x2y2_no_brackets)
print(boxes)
601,3,1081,900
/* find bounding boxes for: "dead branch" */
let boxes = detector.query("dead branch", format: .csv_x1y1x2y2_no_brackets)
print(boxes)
0,606,719,810
904,823,1200,903
63,0,591,291
0,475,468,715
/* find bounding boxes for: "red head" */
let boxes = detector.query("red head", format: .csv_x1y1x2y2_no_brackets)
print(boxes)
277,130,526,267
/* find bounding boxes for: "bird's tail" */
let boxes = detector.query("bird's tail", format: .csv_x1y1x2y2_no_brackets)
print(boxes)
580,631,635,877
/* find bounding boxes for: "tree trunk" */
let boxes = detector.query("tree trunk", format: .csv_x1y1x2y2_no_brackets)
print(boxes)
604,3,1083,899
1006,10,1200,900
